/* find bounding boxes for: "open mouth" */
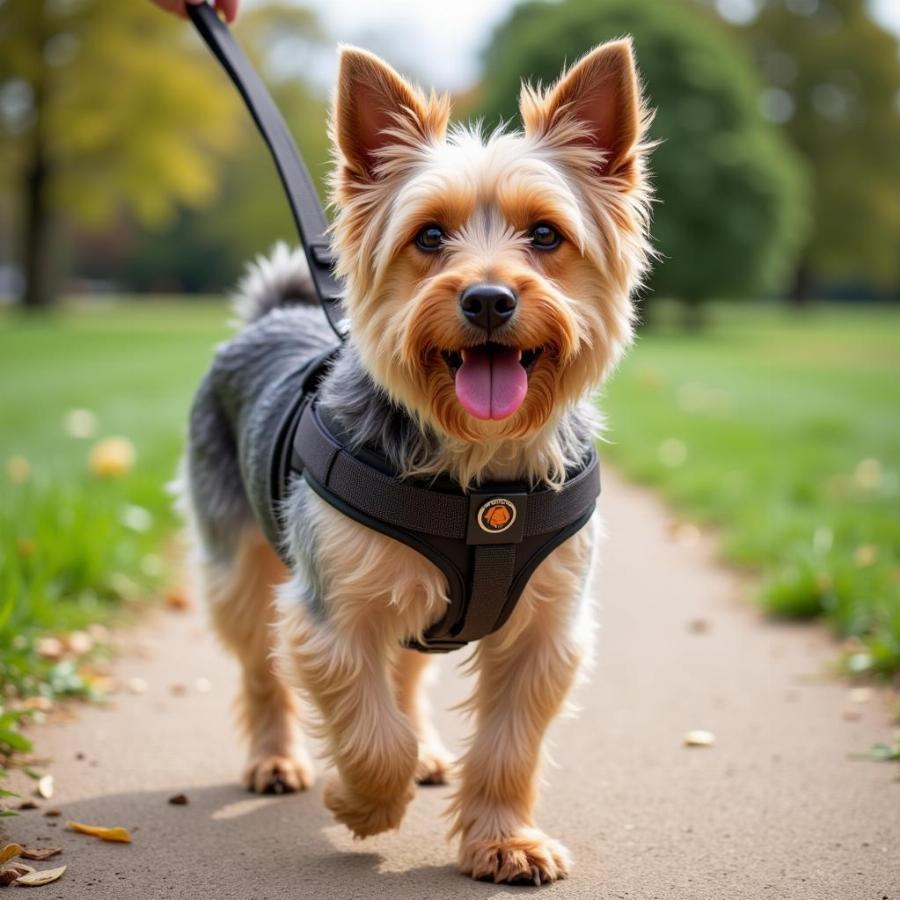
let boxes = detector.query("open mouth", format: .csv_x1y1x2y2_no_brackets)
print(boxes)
440,343,543,421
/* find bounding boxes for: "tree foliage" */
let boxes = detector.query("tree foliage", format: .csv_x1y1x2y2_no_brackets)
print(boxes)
69,2,332,294
0,0,240,305
733,0,900,296
473,0,809,306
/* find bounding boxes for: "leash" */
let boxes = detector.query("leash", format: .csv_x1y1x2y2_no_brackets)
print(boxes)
187,1,346,341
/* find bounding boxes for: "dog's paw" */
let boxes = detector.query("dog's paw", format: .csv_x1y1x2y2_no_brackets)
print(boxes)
243,753,315,795
459,828,571,885
415,741,454,786
323,774,415,838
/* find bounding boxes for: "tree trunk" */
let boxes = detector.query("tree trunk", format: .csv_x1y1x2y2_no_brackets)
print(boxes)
21,147,53,309
20,4,54,310
790,259,815,309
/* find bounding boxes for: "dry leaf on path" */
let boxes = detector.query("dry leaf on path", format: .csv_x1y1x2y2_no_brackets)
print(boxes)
168,793,188,806
16,865,66,886
66,821,132,843
20,848,62,861
0,844,23,865
0,863,35,886
36,775,54,799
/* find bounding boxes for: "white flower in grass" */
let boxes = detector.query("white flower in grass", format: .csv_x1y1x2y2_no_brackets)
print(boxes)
64,408,97,439
120,504,153,533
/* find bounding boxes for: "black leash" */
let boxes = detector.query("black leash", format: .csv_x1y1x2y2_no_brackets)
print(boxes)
187,2,346,341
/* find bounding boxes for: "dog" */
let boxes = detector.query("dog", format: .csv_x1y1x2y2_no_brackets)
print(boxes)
180,38,652,885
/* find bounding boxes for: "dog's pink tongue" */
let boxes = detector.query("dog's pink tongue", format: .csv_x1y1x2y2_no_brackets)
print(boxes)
454,346,528,420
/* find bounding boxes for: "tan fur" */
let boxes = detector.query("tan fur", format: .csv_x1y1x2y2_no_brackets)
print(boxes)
203,527,314,793
198,38,651,884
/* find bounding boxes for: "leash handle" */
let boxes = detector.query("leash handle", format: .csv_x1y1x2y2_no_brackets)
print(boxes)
187,2,346,340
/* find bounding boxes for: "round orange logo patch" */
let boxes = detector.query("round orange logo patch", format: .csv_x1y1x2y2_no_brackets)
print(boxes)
477,498,517,534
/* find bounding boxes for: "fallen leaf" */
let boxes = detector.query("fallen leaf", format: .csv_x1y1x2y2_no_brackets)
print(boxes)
168,793,188,806
21,696,52,713
43,809,61,818
165,587,191,611
35,637,64,661
0,863,34,886
683,729,716,747
66,821,132,843
16,864,66,886
17,801,39,811
169,683,188,697
0,845,23,866
88,437,136,478
36,775,54,800
20,848,62,861
126,676,148,695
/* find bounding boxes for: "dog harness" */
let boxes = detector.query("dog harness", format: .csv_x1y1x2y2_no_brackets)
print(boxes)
257,349,600,653
190,4,602,653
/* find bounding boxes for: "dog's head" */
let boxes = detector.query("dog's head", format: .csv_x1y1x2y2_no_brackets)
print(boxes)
329,41,652,443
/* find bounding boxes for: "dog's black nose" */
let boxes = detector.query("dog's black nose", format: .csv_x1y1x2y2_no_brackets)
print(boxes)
459,283,518,333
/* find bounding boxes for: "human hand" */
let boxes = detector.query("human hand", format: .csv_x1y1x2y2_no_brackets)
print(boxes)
150,0,239,24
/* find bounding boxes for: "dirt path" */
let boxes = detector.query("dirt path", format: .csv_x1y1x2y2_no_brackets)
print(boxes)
6,470,899,899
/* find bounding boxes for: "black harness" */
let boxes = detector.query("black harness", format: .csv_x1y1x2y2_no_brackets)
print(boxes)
266,351,600,653
190,4,601,653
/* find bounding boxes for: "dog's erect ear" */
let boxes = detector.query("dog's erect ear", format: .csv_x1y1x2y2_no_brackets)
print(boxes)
520,39,643,178
334,46,446,181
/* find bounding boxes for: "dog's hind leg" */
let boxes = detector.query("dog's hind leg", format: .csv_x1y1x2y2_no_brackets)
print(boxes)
205,527,315,794
393,649,454,785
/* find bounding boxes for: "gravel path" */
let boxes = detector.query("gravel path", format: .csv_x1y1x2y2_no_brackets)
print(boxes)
6,470,899,899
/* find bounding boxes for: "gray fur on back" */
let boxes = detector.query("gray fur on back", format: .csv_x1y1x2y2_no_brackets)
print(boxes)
183,246,595,575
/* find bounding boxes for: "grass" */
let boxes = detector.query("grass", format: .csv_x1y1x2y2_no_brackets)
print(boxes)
0,299,229,705
601,302,900,679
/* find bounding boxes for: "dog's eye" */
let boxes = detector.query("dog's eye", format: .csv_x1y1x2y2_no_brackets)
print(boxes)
529,223,561,251
415,225,445,253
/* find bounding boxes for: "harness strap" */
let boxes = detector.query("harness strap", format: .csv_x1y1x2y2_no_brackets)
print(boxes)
187,2,346,341
292,403,601,542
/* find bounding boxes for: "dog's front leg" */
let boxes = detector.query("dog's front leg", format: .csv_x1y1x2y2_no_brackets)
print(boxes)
279,600,418,838
449,532,593,884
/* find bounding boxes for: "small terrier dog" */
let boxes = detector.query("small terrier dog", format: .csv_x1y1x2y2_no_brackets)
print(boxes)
182,38,651,884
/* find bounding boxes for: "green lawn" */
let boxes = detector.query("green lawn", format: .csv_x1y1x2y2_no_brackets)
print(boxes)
0,300,229,706
0,299,898,717
602,302,900,678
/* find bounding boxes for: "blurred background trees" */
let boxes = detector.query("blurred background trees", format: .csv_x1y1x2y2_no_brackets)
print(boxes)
0,1,237,307
471,0,809,322
731,0,900,304
1,0,898,312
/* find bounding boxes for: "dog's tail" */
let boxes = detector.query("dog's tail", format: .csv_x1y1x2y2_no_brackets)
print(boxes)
231,242,319,326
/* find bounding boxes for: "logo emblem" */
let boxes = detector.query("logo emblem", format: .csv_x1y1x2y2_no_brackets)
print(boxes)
477,497,517,534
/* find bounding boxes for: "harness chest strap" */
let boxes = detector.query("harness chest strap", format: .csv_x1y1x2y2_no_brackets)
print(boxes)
281,399,601,652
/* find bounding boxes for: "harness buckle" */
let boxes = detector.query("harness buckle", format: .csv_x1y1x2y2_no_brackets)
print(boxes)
466,491,528,545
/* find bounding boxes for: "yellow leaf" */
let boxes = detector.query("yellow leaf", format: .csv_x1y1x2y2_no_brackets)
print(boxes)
0,844,23,865
66,821,132,843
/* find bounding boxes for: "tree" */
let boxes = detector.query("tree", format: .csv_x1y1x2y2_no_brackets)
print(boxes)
728,0,900,303
68,2,332,295
0,1,239,308
473,0,809,319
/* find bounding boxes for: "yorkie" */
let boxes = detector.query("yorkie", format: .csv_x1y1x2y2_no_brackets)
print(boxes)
181,38,652,884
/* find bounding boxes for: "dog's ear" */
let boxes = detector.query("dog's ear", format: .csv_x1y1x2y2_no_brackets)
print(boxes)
520,39,644,179
334,46,447,181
